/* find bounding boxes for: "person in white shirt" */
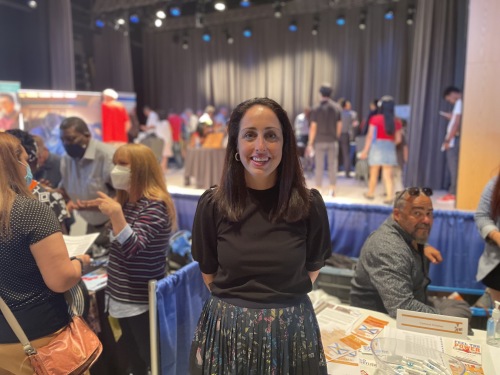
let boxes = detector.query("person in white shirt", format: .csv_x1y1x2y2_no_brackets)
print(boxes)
438,86,462,202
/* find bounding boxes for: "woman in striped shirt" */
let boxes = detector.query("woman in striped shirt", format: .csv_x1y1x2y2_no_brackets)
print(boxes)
83,143,177,375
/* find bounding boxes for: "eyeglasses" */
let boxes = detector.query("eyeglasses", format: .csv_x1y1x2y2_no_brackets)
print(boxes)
395,187,433,205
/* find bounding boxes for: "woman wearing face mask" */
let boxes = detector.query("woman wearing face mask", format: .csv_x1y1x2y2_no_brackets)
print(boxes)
0,133,91,374
81,143,177,375
190,98,331,374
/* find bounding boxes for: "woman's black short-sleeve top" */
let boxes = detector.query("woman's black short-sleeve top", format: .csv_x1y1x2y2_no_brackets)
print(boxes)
192,186,331,308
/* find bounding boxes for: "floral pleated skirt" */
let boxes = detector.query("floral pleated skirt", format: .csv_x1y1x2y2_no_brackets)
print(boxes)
189,295,327,375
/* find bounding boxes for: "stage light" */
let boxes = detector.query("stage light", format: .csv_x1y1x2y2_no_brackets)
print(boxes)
170,6,181,17
129,14,140,24
154,18,163,28
406,6,415,25
288,21,298,32
273,3,282,18
226,31,234,44
312,24,319,36
156,10,167,19
195,12,204,28
95,19,105,28
202,31,211,42
182,40,189,50
359,11,367,30
336,15,346,26
27,0,37,9
243,27,252,38
214,1,226,12
117,18,126,25
240,0,251,7
384,9,394,20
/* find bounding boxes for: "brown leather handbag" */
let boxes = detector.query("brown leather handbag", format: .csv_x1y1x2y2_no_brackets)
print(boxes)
0,297,102,375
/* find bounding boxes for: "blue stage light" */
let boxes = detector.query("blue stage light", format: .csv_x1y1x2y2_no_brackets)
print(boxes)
202,32,211,42
243,28,252,38
95,19,105,28
240,0,251,7
384,10,394,20
170,7,181,17
129,14,139,24
288,22,298,32
336,16,346,26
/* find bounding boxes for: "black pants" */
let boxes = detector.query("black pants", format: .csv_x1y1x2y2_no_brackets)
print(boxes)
118,311,151,375
339,133,352,176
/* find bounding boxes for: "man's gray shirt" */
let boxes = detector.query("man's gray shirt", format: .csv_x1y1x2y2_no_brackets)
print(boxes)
350,216,438,318
59,138,115,226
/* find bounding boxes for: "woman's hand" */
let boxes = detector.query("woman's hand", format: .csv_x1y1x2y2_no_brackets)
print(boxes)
79,192,122,219
358,150,368,160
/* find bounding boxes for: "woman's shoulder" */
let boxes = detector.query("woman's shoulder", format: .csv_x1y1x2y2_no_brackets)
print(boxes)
14,194,52,216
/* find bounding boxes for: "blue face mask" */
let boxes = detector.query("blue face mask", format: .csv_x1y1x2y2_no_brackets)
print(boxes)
18,160,33,186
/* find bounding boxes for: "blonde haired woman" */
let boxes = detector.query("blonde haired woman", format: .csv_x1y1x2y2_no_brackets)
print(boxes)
0,133,90,374
82,143,177,375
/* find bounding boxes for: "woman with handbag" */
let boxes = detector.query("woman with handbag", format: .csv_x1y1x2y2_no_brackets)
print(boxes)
0,133,91,374
81,143,177,375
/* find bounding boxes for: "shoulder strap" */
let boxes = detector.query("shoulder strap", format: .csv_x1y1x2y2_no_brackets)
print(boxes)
0,296,37,355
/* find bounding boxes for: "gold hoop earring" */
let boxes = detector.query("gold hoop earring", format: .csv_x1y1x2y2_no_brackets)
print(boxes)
234,153,240,161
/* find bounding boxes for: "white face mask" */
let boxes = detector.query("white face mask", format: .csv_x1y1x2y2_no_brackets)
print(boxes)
110,165,131,191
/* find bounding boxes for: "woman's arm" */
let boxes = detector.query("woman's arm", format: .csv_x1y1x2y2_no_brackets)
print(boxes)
394,128,402,145
360,125,375,159
30,232,90,293
475,178,500,246
201,272,216,291
308,270,321,284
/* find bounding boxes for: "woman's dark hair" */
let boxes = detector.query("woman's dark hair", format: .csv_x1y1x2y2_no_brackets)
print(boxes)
214,97,310,223
378,96,395,136
491,170,500,219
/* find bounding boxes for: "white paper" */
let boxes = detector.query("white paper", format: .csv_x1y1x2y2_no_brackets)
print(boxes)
63,233,100,257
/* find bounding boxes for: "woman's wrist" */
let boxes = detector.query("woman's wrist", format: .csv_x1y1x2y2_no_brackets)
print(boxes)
70,256,84,275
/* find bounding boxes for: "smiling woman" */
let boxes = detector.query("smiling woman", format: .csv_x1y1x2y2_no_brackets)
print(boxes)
189,97,332,374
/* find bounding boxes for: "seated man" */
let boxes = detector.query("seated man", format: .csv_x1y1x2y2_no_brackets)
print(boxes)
350,187,471,320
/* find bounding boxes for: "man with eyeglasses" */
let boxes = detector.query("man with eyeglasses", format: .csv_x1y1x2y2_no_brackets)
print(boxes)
350,187,471,320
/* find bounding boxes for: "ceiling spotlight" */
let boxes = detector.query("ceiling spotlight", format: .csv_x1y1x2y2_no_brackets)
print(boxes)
225,31,234,44
129,14,140,24
182,39,189,50
240,0,251,7
288,21,298,32
95,18,105,28
336,15,346,26
154,18,163,28
384,9,394,20
273,3,282,18
117,18,126,25
406,6,415,25
170,6,181,17
27,0,37,9
195,12,204,28
156,10,167,19
243,27,252,38
214,1,226,11
312,24,319,36
359,11,367,30
202,31,211,42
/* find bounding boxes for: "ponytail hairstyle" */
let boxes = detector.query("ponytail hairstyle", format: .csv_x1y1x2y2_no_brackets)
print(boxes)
378,95,395,136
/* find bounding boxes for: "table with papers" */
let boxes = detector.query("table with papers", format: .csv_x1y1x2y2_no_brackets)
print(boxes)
314,302,500,374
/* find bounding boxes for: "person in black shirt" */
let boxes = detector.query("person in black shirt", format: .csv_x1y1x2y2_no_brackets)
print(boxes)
189,97,331,374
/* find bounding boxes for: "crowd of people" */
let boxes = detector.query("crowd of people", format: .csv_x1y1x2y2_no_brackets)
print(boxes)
1,83,498,375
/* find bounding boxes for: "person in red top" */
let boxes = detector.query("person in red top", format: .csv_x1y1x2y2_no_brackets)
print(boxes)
168,109,183,168
101,88,130,144
359,96,402,204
